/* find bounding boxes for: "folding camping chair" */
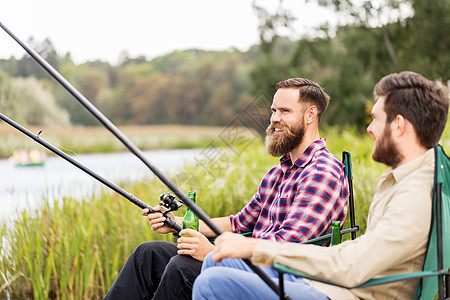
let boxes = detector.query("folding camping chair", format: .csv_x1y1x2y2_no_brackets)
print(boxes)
273,145,450,300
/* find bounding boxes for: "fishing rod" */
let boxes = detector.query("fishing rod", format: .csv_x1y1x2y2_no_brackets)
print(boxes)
0,112,182,232
0,20,289,299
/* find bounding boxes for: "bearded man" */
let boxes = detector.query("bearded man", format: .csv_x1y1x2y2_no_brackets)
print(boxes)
104,78,349,300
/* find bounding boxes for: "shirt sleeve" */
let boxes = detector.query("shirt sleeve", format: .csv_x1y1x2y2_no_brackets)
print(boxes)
262,169,347,243
252,183,432,286
231,164,285,233
230,191,262,233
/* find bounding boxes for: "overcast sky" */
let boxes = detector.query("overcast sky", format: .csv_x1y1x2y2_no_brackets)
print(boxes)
0,0,335,65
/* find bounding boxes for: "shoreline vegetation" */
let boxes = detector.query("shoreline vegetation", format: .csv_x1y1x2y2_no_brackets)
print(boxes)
0,124,244,160
1,124,449,299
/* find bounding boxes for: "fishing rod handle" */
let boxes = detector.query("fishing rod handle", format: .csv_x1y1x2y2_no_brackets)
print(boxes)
138,200,181,233
165,218,181,233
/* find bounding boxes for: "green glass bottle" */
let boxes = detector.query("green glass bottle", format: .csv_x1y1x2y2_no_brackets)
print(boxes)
182,191,199,236
330,221,341,246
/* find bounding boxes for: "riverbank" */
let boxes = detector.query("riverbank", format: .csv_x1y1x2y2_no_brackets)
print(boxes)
0,148,203,222
0,124,254,159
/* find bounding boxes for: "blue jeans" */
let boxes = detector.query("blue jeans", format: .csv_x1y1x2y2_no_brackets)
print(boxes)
193,252,328,300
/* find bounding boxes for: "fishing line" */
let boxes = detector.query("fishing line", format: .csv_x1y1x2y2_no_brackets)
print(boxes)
0,112,180,232
41,133,81,157
0,20,289,299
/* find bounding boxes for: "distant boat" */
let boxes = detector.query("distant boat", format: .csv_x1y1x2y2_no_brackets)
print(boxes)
15,161,46,167
10,149,47,167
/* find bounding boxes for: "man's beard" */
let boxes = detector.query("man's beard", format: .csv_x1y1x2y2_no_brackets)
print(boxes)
265,121,305,157
372,125,403,168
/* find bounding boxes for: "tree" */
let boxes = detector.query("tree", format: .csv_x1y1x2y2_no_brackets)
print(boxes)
0,69,24,123
402,0,450,79
250,1,297,99
12,77,71,126
13,37,63,79
249,0,449,129
55,61,113,125
315,0,449,80
129,74,170,124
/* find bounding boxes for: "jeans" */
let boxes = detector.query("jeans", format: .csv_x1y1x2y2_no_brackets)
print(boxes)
192,252,328,300
103,241,202,300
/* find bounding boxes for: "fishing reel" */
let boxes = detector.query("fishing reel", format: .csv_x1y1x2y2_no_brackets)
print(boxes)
159,192,183,214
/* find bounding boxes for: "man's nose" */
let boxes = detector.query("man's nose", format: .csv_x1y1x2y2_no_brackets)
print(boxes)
271,111,281,123
367,122,374,136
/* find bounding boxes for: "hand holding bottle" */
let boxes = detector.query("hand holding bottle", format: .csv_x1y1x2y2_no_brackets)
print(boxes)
177,229,215,261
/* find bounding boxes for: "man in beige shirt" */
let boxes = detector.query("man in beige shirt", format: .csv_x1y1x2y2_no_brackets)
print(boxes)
192,71,449,300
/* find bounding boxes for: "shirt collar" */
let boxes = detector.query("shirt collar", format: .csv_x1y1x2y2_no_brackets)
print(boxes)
392,147,434,182
279,138,327,170
382,148,434,183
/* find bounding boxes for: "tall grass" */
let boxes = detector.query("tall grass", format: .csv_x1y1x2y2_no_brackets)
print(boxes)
0,125,235,159
1,124,448,299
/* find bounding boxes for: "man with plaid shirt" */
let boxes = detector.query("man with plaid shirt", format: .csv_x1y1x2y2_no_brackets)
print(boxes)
104,78,349,300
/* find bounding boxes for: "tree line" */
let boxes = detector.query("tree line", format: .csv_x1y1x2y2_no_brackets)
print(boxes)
0,0,448,131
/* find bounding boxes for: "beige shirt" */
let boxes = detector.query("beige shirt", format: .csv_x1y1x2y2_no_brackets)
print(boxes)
253,149,434,300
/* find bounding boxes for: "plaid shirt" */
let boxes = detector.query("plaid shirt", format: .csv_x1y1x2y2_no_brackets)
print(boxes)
230,138,349,243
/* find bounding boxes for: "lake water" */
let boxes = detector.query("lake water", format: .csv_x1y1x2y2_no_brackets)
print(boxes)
0,149,202,221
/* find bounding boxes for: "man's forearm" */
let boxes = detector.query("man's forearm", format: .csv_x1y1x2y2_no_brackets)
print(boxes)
173,215,232,237
199,217,232,237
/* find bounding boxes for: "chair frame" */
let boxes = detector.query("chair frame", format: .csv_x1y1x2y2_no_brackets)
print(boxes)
300,151,359,246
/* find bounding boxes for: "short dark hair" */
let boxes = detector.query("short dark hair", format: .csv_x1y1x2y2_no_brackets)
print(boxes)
374,71,449,149
275,78,330,121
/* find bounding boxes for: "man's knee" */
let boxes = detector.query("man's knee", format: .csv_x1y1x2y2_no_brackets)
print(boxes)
193,267,228,298
154,255,202,299
133,241,176,261
165,254,196,275
201,252,215,271
161,254,203,288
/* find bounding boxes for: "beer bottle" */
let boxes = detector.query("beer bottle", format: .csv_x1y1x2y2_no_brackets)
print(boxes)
182,191,199,236
330,221,341,246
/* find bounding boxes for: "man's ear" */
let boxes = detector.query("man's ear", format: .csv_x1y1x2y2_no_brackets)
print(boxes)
305,105,318,125
392,114,406,136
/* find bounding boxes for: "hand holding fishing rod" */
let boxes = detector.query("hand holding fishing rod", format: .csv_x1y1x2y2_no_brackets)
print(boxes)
145,192,184,234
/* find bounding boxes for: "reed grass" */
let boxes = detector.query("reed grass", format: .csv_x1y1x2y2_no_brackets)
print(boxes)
1,124,449,299
0,125,236,159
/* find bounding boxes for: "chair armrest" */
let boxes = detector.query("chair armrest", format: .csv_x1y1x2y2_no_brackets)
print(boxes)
273,263,449,289
301,226,360,246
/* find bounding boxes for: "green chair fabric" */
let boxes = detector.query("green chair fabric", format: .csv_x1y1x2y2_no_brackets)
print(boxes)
273,145,450,300
416,145,450,299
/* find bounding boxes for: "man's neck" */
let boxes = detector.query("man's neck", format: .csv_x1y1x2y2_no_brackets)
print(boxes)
289,131,321,163
393,145,428,169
